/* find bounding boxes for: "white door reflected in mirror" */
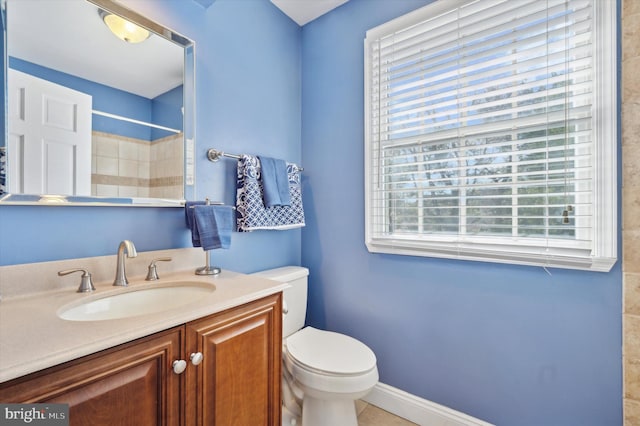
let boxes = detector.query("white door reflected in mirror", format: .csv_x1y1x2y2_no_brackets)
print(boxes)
8,70,92,196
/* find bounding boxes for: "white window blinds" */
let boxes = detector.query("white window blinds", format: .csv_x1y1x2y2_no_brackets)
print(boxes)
364,0,617,271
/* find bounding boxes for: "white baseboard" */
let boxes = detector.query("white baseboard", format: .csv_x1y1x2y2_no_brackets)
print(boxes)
362,382,494,426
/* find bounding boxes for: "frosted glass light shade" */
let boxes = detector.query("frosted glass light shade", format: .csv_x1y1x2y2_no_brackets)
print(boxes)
101,11,150,44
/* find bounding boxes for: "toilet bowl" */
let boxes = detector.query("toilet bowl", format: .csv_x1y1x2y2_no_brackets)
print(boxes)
284,326,378,426
251,267,378,426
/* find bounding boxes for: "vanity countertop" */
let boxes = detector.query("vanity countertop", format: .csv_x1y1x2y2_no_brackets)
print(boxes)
0,269,287,383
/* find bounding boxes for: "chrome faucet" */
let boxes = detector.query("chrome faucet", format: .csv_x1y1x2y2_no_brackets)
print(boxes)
113,240,137,286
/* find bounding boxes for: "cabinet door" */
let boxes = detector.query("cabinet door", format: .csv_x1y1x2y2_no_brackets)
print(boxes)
0,328,183,426
185,294,282,426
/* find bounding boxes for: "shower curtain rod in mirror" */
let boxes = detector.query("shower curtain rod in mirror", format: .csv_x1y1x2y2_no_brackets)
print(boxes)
92,110,181,134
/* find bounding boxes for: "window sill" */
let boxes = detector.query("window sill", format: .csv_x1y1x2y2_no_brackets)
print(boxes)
365,238,617,272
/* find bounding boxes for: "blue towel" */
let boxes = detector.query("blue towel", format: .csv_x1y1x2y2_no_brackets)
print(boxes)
193,205,234,250
185,201,206,247
259,156,291,207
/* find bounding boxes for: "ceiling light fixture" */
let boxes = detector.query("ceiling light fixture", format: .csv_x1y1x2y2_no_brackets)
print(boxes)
99,10,150,44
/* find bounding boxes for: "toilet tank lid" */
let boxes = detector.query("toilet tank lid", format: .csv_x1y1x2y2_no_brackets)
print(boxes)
250,266,309,283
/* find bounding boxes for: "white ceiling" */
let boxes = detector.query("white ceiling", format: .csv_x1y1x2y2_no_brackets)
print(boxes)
7,0,184,99
270,0,349,26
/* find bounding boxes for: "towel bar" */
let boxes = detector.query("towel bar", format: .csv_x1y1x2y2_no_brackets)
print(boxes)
207,148,303,171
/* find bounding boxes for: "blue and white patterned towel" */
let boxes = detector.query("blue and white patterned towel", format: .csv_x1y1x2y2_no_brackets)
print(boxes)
236,154,305,232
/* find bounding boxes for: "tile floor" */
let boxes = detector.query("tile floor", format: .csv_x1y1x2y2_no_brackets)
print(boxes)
357,401,418,426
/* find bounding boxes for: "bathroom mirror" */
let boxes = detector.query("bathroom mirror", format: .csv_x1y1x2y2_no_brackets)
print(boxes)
0,0,195,206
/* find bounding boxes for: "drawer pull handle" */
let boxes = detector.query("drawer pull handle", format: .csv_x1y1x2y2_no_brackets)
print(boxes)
172,359,187,374
190,352,204,366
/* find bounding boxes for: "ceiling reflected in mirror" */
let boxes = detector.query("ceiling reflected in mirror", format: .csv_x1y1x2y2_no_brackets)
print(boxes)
9,0,183,99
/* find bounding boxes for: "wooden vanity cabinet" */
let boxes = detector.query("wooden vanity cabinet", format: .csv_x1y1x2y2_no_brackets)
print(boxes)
185,292,282,425
0,293,282,426
0,327,183,425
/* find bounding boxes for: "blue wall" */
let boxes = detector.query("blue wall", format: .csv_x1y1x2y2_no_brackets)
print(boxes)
300,0,622,425
151,85,183,140
0,0,302,272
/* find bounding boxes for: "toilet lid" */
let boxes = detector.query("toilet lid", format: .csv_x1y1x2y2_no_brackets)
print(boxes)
285,327,376,375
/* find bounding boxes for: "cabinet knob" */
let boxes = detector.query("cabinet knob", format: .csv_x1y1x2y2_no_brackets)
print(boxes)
190,352,203,366
172,359,187,374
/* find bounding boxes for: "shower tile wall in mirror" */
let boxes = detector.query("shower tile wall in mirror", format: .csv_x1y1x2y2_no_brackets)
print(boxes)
92,132,183,199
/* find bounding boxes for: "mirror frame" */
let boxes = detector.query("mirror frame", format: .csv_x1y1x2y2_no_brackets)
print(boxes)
0,0,195,207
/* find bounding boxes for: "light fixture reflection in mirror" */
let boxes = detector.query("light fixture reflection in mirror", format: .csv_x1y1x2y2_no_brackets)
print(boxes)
99,9,150,44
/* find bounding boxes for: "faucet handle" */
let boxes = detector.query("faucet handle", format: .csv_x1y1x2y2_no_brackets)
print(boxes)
146,257,172,281
58,269,96,293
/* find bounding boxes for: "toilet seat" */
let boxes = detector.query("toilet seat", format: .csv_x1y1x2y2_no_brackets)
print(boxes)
283,327,379,397
285,327,377,375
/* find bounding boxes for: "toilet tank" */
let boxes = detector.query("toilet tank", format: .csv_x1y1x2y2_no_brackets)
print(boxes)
251,266,309,338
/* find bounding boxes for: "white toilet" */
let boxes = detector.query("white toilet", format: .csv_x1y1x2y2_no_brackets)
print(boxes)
252,266,378,426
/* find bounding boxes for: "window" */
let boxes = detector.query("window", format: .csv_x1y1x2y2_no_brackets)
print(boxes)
364,0,617,271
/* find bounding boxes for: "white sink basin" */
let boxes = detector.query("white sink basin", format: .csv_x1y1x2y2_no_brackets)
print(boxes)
58,282,215,321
